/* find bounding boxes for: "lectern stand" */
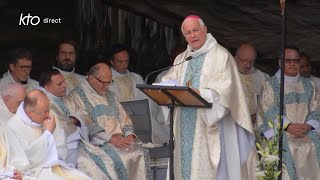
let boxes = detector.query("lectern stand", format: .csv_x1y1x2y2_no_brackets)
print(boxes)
136,84,212,180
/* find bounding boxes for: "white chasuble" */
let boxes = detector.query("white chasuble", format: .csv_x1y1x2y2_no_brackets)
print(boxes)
257,71,320,180
66,80,151,180
162,33,255,180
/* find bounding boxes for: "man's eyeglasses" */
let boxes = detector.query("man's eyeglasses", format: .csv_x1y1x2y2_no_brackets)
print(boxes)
91,75,114,86
30,106,51,116
16,65,32,71
285,58,300,64
184,26,204,37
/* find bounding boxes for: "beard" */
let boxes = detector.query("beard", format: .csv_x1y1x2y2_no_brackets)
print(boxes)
57,58,75,72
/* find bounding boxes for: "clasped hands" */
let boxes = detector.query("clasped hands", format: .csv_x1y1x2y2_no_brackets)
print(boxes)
286,123,312,138
109,134,137,151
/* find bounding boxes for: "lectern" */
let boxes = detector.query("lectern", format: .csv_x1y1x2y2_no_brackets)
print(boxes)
136,84,212,180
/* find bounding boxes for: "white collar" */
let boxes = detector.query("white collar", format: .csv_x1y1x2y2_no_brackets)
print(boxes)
186,33,217,58
16,102,41,127
53,66,75,75
111,67,129,78
38,87,62,101
275,69,300,83
4,70,31,85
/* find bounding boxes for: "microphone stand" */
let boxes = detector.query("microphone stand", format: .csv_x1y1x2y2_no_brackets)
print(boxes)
143,56,192,180
144,56,192,84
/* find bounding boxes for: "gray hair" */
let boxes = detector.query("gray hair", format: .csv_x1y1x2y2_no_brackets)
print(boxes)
181,18,206,34
1,82,25,98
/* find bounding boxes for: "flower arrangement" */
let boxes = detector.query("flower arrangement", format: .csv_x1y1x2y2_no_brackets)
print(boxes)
255,120,284,180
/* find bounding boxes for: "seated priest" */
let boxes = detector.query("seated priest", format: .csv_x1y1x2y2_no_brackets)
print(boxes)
6,90,92,180
65,62,151,180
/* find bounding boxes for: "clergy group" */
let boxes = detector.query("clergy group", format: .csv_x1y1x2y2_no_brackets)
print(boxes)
1,14,320,180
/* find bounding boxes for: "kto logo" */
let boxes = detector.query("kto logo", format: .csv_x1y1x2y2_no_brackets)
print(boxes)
19,13,40,26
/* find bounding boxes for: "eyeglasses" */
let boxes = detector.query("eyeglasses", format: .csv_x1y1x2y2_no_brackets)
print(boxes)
236,56,255,65
16,65,32,71
285,58,300,64
91,75,114,86
30,106,51,115
184,26,204,37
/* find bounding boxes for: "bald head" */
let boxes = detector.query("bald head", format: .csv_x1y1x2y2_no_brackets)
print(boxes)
24,90,50,124
1,82,26,113
88,62,113,95
89,62,111,76
24,90,48,111
234,43,257,74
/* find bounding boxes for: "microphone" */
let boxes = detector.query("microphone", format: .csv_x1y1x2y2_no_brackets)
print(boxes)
144,56,192,84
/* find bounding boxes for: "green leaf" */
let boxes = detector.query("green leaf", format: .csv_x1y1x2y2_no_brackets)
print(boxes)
268,121,274,129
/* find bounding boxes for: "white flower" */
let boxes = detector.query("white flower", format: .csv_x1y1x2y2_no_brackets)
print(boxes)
256,170,266,178
265,155,279,163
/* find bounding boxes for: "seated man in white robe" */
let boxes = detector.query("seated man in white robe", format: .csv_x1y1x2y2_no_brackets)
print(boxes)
39,69,119,179
257,46,320,179
0,121,25,180
0,48,39,93
299,52,320,91
66,62,151,180
53,40,85,95
7,90,91,180
0,82,26,123
108,44,169,144
234,43,269,125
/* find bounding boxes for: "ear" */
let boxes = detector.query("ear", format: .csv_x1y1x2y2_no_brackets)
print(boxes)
110,60,114,66
9,64,15,71
44,85,50,92
2,95,9,102
87,75,93,81
203,26,208,33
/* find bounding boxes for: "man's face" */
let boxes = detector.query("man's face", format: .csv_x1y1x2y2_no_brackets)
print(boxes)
235,47,256,74
28,97,50,124
182,19,207,50
111,50,129,74
299,56,312,78
45,73,67,97
56,43,76,71
89,67,113,95
281,48,301,77
9,58,32,83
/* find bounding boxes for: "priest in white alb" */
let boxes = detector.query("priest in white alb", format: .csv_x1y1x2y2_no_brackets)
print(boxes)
39,69,120,180
66,62,151,180
53,40,85,95
108,44,169,144
0,83,26,123
0,48,38,93
7,90,91,180
161,15,256,180
234,43,269,125
257,47,320,179
299,52,320,91
0,120,28,180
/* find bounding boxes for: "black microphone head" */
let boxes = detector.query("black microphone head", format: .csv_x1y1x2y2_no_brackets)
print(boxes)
186,56,192,61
